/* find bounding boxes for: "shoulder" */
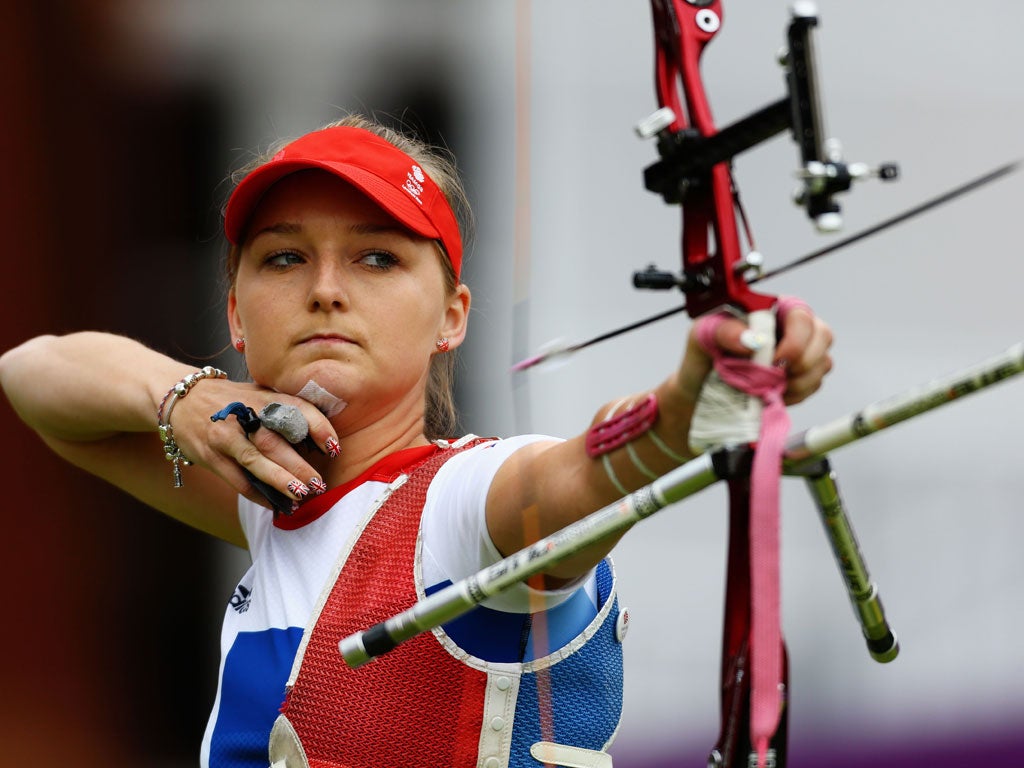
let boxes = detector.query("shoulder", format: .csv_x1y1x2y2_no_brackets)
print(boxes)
431,433,563,480
422,434,575,613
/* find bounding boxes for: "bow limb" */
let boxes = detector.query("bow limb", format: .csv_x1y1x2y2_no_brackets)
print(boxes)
650,0,776,317
652,0,719,135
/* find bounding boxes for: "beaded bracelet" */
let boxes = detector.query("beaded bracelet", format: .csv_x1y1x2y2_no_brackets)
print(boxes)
158,366,228,487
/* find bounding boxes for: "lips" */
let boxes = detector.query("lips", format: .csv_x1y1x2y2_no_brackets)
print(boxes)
300,332,356,345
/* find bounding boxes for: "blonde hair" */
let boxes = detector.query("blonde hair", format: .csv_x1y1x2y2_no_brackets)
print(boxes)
223,114,472,439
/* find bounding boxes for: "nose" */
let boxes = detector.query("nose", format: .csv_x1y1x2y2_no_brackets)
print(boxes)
307,259,349,311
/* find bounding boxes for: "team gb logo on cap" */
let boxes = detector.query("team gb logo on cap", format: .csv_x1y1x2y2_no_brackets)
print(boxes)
403,164,426,205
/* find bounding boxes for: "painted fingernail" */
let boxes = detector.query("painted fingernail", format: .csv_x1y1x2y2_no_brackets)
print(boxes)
325,437,341,458
287,480,310,498
309,477,328,495
740,329,767,351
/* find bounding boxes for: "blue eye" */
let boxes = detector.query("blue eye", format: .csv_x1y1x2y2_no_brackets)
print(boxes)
360,251,399,270
266,250,304,267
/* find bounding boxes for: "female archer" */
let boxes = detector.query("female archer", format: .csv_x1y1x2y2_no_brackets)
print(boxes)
0,113,832,767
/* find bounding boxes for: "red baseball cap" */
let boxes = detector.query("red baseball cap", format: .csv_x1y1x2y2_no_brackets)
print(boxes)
224,126,463,277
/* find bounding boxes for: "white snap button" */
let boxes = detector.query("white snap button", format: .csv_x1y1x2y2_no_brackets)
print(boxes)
615,607,631,643
490,716,505,731
495,676,511,691
484,758,500,768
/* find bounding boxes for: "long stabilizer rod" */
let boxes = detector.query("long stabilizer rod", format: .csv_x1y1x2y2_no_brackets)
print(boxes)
340,342,1024,668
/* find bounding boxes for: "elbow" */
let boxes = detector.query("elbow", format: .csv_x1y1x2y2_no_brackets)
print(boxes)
1,334,59,374
0,334,59,394
0,335,69,437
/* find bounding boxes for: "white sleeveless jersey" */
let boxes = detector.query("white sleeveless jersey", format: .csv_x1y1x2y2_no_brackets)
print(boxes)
199,435,601,768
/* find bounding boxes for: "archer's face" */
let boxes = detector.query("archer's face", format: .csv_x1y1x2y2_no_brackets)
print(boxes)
228,170,460,429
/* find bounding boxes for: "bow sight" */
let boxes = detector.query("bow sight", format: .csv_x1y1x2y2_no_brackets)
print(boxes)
636,2,899,299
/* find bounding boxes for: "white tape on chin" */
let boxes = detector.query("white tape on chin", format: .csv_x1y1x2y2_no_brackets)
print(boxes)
295,379,348,418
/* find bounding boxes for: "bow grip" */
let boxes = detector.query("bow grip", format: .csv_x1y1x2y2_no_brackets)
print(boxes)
688,308,777,455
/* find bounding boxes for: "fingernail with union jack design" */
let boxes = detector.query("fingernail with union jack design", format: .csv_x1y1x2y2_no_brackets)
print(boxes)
287,480,309,498
325,437,341,458
309,477,328,495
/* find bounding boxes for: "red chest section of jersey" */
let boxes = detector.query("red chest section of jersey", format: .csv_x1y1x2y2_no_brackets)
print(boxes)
280,443,488,767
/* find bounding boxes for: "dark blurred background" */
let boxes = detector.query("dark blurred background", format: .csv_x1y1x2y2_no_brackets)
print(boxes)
2,4,226,764
0,3,467,764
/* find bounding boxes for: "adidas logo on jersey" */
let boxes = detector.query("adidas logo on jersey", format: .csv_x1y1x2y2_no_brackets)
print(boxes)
230,584,252,613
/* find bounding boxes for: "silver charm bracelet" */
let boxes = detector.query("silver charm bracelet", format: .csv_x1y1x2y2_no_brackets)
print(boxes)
157,366,228,487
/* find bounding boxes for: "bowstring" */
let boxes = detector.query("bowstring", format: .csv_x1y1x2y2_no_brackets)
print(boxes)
511,0,557,748
511,0,534,436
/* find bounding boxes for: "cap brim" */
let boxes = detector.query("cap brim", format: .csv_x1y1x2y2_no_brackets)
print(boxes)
224,159,441,245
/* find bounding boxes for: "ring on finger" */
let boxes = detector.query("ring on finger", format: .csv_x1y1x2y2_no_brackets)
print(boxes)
211,401,262,435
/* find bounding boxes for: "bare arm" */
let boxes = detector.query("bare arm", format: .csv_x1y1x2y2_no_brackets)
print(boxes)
0,332,338,546
486,308,833,580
